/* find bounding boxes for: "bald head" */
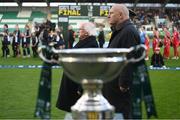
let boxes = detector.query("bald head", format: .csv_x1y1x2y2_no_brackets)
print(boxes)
108,4,129,27
112,4,129,18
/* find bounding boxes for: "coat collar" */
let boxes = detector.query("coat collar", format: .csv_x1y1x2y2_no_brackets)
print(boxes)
111,19,131,32
74,36,96,48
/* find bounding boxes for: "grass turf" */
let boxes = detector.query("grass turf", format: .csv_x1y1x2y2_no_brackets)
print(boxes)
0,45,180,119
0,68,65,119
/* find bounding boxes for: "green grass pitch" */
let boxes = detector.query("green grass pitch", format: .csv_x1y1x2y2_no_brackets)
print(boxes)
0,45,180,119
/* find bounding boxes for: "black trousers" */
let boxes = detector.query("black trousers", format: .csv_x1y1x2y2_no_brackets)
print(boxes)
2,45,9,57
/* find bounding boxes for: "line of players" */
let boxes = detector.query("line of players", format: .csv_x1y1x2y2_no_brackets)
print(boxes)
1,22,179,63
1,23,65,58
139,25,180,61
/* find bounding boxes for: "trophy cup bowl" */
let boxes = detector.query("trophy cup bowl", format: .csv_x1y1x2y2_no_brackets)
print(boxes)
38,45,146,120
57,48,132,83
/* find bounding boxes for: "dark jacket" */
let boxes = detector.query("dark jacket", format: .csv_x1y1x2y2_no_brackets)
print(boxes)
2,33,9,46
151,53,164,67
13,30,21,44
56,36,98,112
102,19,141,119
98,31,105,48
25,29,31,44
68,29,75,48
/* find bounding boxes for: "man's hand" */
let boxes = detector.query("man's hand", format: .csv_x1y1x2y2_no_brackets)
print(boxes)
162,65,166,69
149,65,153,69
120,86,129,92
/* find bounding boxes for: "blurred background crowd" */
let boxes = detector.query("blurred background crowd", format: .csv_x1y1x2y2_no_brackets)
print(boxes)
0,8,180,66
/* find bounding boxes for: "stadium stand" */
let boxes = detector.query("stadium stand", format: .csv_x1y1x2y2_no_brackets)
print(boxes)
17,10,32,18
0,11,48,32
0,0,179,33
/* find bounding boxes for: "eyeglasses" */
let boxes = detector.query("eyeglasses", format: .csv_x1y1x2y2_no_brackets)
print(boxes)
79,28,85,31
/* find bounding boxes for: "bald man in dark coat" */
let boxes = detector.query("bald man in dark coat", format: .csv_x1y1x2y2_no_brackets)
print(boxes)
102,4,141,119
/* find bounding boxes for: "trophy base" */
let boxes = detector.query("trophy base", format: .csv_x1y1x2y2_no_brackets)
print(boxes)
64,113,123,120
72,110,114,120
70,80,115,120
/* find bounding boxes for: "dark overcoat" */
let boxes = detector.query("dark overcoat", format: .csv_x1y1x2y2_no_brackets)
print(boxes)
68,29,75,48
151,53,164,67
56,36,98,112
98,31,105,48
102,19,141,119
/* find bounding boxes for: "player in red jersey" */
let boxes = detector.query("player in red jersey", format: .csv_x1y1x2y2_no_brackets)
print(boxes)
163,27,171,59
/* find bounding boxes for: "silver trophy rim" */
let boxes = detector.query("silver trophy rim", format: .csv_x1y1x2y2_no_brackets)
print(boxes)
52,48,133,54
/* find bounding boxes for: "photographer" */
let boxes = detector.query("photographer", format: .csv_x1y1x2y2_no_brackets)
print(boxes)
150,47,165,68
36,19,62,62
54,28,65,49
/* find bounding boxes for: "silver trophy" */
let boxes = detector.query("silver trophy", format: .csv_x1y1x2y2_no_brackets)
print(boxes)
38,45,146,120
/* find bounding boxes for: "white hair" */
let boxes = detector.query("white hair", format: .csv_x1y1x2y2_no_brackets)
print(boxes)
80,22,97,36
68,25,73,30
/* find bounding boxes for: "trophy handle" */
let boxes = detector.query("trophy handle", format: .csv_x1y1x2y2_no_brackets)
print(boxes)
38,45,59,63
127,44,146,63
38,44,146,64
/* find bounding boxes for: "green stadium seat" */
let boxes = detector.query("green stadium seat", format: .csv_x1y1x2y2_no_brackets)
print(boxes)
2,12,18,19
17,10,32,18
30,11,46,21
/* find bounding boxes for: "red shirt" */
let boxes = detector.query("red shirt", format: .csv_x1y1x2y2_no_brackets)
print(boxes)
153,38,158,52
173,31,179,46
